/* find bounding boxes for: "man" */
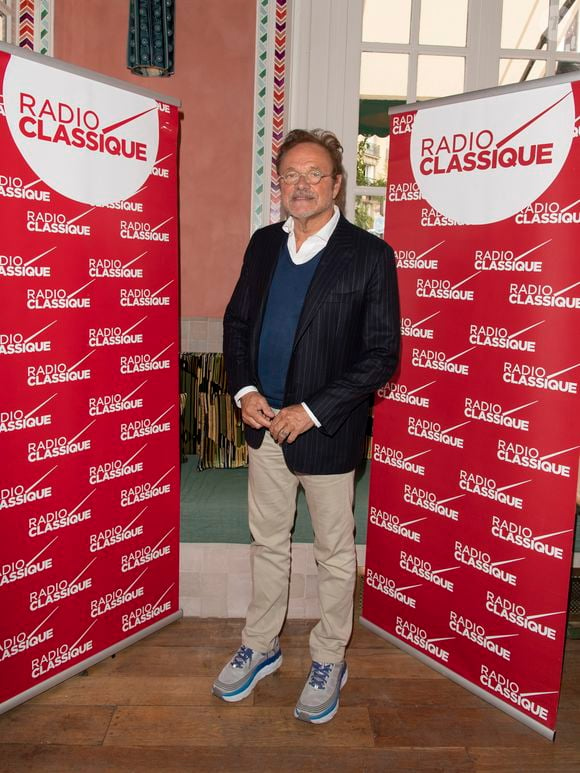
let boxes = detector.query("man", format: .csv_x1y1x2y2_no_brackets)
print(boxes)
212,129,400,723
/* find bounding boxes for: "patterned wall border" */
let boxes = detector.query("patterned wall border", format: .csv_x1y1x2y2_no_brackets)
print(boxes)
17,0,52,54
269,0,287,224
251,0,288,231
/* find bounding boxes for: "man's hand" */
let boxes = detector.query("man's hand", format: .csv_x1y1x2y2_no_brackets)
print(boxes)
240,391,275,429
270,404,314,444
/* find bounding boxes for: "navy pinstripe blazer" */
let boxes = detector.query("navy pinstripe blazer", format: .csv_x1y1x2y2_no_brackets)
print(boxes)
223,214,400,474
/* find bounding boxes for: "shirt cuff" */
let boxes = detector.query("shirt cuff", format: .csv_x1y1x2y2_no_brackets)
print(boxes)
234,386,258,408
302,402,321,428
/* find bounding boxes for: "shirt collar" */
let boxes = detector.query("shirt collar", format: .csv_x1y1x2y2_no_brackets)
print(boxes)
282,205,340,242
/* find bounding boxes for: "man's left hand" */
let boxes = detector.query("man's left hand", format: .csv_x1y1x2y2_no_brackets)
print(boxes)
270,404,314,444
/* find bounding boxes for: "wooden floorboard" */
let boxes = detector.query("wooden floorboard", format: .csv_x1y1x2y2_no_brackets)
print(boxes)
0,618,578,772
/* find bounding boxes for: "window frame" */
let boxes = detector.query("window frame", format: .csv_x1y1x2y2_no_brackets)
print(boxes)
0,1,13,44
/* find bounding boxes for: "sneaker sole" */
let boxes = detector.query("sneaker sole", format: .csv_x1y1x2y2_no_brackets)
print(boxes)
294,665,348,724
213,651,283,703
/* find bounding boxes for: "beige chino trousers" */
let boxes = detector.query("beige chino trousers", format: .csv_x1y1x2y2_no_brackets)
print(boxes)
242,428,357,663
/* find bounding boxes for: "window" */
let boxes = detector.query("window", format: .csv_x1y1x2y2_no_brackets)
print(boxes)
0,1,12,43
353,0,580,230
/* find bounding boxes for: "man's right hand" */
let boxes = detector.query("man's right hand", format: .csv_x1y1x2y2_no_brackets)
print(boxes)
240,391,275,429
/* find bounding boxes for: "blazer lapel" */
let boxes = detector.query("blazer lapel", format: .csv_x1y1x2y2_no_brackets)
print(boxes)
293,216,356,347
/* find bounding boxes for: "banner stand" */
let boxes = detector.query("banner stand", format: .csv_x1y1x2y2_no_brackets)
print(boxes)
360,616,554,741
1,43,181,714
0,610,182,715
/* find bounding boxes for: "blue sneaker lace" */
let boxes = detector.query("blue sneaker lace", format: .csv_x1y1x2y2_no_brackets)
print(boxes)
308,661,333,689
231,645,254,668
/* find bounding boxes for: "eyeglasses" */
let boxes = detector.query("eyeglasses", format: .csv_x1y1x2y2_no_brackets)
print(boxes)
278,169,334,186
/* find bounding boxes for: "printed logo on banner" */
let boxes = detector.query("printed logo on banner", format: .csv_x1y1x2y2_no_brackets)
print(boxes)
26,208,92,236
396,240,442,270
449,611,516,662
480,665,558,721
120,467,175,508
120,344,172,374
416,272,478,301
408,416,468,449
0,246,55,278
504,358,579,392
377,379,434,408
403,484,464,521
410,84,575,223
0,174,51,202
28,489,95,538
88,445,146,485
491,516,571,560
88,317,146,347
420,207,458,227
89,506,147,553
151,151,172,179
120,407,173,441
120,582,174,632
508,282,580,309
373,443,429,475
454,539,524,587
120,281,173,307
473,241,546,272
89,568,147,618
29,556,96,611
28,352,93,387
27,419,94,463
515,199,580,225
485,590,565,640
459,469,529,510
0,609,56,662
31,620,96,680
3,57,159,205
391,113,415,135
121,525,175,571
0,537,57,587
464,396,534,432
369,506,425,543
497,439,578,478
0,393,56,435
365,567,420,609
89,252,145,279
0,466,56,511
388,181,421,202
411,346,474,375
120,218,172,242
88,381,146,417
104,200,143,213
400,550,459,592
401,311,439,339
395,616,454,662
0,320,56,356
27,280,94,309
469,320,544,353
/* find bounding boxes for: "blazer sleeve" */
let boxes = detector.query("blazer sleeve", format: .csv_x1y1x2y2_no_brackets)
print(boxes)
306,241,400,437
222,233,259,397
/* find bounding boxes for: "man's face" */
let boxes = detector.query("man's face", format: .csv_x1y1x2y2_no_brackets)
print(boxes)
279,142,342,225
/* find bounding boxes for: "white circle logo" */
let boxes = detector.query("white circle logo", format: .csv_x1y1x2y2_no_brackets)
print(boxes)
4,57,159,206
410,84,574,224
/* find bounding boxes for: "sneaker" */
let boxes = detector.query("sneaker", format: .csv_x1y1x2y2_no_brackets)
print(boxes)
294,660,348,724
212,640,282,702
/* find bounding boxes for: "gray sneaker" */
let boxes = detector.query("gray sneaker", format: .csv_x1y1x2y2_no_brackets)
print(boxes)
212,640,282,702
294,660,348,723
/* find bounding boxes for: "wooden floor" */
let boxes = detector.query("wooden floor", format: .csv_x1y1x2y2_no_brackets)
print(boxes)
0,618,579,772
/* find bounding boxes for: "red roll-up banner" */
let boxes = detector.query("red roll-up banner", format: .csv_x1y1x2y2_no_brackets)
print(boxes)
362,74,579,739
0,45,181,712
